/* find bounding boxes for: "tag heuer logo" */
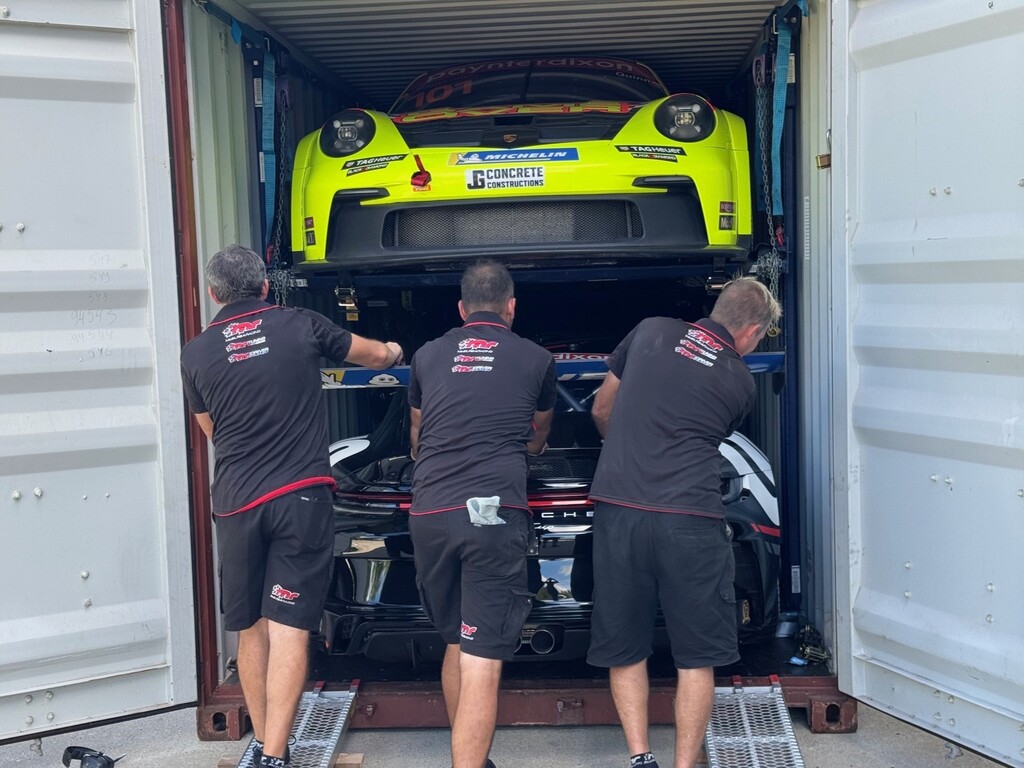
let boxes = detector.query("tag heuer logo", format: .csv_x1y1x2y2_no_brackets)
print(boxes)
503,134,518,144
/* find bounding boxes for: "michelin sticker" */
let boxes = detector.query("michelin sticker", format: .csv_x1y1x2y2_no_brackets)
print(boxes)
452,148,578,165
466,166,545,190
616,144,686,162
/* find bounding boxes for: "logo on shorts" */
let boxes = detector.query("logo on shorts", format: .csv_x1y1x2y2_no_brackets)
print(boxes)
460,622,478,640
271,584,300,604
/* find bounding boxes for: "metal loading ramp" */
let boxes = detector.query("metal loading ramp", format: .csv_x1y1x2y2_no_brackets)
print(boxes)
236,682,358,768
704,676,805,768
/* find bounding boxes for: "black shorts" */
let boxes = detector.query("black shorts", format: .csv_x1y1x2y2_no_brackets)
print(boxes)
215,486,334,632
409,507,533,660
587,501,739,670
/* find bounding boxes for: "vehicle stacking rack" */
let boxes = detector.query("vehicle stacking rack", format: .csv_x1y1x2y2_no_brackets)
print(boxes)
704,677,805,768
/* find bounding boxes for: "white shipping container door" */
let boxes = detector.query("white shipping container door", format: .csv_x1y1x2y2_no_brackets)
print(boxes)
832,0,1024,764
0,0,196,740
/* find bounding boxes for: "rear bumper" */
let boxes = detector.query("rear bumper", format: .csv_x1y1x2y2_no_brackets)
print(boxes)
297,191,751,272
323,605,596,663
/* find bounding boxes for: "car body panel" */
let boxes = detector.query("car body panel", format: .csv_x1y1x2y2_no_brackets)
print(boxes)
290,57,751,271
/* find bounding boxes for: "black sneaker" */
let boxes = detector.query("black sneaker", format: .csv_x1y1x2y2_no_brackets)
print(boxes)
629,753,659,768
252,738,292,766
258,755,288,768
450,760,496,768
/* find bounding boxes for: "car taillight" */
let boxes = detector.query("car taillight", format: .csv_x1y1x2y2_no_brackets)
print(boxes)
654,94,716,142
319,109,376,157
721,476,743,504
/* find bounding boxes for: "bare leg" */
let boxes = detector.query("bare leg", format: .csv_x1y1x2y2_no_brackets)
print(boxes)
261,621,309,759
673,667,714,768
451,652,502,768
237,619,270,742
441,643,462,726
610,659,651,758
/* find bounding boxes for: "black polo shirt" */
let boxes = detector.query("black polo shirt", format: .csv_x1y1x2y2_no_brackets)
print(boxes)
408,311,557,515
589,317,755,518
180,298,352,515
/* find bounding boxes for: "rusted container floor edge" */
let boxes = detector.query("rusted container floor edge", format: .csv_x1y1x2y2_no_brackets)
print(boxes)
197,675,856,740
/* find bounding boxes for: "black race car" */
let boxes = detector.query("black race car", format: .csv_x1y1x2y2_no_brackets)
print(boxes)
323,376,780,663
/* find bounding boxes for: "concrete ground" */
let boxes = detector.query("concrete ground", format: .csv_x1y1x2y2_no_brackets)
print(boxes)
0,701,1009,768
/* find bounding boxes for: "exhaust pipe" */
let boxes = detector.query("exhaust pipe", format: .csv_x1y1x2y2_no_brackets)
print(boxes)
528,626,562,655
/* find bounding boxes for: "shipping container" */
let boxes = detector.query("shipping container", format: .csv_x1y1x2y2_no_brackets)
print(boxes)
1,0,1021,765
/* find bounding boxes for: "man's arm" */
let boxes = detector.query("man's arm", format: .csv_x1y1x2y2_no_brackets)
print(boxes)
345,334,403,370
193,412,214,441
590,372,621,438
409,407,422,460
527,409,554,456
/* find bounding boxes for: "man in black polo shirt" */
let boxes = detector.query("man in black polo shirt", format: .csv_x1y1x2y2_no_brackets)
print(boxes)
180,245,402,768
407,260,556,768
586,277,781,768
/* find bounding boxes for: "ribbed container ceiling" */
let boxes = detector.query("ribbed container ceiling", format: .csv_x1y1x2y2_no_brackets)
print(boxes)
235,0,784,108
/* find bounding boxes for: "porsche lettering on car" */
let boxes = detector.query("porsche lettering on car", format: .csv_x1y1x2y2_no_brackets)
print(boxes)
291,57,752,271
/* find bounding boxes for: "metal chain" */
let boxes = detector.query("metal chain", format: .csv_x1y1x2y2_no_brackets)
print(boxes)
754,76,782,336
268,86,293,306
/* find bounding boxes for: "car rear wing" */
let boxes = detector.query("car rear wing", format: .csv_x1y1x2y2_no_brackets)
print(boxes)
321,351,784,389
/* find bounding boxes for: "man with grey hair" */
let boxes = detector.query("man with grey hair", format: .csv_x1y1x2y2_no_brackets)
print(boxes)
586,276,781,768
180,244,403,768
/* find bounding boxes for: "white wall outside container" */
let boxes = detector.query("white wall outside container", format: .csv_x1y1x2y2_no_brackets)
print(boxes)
831,0,1024,764
0,0,196,740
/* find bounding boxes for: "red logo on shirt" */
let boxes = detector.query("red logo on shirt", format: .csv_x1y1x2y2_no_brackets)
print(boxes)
271,584,300,603
458,338,499,351
226,337,266,351
228,348,269,364
686,328,723,352
222,319,263,338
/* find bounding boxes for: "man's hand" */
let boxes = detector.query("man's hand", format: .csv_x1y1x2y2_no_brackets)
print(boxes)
385,341,404,367
527,409,553,456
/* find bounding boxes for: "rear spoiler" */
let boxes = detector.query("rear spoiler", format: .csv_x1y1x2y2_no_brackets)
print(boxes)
321,351,784,389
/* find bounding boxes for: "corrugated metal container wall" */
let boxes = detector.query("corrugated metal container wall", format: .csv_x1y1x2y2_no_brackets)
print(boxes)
0,0,195,739
186,0,260,303
234,0,786,109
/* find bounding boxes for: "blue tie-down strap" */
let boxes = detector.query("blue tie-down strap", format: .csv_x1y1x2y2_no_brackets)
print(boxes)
771,0,808,215
261,50,277,250
320,353,785,389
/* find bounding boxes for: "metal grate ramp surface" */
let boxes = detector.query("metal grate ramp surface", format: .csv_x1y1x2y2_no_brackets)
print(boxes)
237,682,358,768
704,677,805,768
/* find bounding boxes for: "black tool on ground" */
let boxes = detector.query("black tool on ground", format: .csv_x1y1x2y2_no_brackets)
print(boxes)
795,623,831,664
61,746,125,768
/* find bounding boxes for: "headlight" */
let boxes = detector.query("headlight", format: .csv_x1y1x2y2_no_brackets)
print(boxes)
318,110,376,157
654,94,716,142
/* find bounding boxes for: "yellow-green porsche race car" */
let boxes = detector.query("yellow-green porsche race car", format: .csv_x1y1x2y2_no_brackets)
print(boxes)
291,56,751,272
